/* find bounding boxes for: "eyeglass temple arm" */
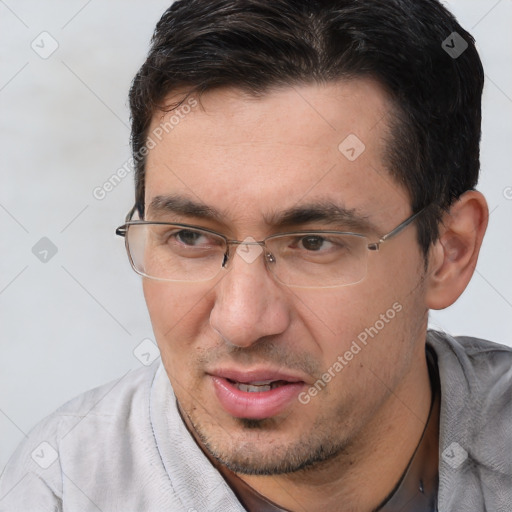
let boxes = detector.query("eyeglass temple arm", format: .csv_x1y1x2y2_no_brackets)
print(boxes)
126,204,138,222
115,205,139,237
367,209,425,251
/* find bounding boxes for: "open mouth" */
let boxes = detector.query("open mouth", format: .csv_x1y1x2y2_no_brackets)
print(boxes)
210,374,306,420
228,379,289,392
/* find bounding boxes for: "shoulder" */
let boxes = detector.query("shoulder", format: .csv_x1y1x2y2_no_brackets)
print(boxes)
65,362,157,429
427,329,512,393
0,362,160,510
428,330,512,442
428,330,512,508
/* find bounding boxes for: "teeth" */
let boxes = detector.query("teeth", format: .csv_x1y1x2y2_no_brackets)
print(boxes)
233,380,285,392
237,383,272,392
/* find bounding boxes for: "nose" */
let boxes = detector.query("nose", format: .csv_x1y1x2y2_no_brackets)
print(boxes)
209,243,291,348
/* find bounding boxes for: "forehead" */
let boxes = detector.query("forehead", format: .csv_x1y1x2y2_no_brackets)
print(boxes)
144,79,409,229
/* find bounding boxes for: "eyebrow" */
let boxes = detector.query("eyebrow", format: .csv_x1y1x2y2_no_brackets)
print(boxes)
146,194,379,234
266,202,378,233
148,194,220,221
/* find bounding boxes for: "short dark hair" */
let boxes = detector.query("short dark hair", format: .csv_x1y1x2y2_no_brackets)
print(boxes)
128,0,484,256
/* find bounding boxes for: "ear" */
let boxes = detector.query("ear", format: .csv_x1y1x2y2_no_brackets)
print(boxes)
425,191,489,310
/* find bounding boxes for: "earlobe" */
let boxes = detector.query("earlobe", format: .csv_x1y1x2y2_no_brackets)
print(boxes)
425,191,489,310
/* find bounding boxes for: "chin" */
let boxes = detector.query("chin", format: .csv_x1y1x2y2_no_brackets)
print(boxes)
188,410,349,476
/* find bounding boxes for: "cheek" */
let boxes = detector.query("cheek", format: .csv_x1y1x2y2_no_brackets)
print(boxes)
295,287,402,354
142,281,213,366
293,287,418,418
295,253,425,374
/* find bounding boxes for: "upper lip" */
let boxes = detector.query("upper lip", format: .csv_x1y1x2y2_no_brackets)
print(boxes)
208,367,307,384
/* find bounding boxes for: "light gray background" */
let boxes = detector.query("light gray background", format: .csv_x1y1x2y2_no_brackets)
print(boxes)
1,0,511,471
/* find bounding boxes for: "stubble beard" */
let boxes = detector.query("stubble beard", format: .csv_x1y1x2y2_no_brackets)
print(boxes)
182,404,351,476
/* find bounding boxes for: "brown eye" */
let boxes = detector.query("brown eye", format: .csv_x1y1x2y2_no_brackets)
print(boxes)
300,235,326,251
175,230,203,246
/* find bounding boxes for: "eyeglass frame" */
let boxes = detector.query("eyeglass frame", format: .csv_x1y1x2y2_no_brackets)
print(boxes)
115,204,427,287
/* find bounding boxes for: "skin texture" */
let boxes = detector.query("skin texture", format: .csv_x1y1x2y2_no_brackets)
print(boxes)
142,79,488,512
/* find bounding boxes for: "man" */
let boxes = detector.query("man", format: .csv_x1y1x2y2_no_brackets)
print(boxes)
1,0,510,510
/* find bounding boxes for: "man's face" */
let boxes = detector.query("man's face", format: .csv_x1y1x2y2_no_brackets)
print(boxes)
143,79,429,474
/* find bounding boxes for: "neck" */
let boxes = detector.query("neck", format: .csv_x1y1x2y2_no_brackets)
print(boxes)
236,350,434,512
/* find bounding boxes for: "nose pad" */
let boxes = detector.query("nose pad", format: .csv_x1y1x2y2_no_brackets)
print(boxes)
266,250,276,264
221,240,276,274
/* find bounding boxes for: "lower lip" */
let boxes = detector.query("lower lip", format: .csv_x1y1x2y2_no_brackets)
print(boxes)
210,376,304,420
